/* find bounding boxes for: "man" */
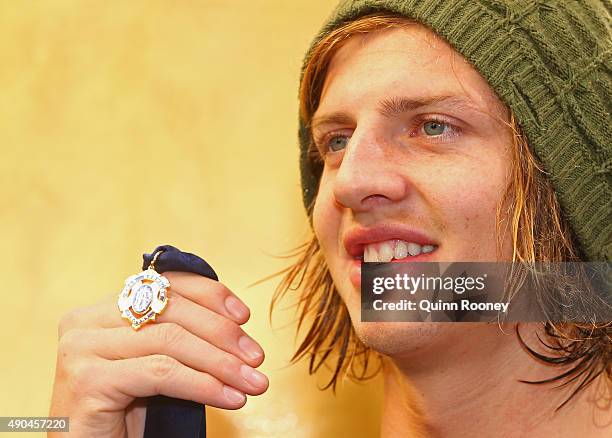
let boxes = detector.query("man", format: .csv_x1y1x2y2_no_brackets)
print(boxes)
274,1,611,437
50,1,610,437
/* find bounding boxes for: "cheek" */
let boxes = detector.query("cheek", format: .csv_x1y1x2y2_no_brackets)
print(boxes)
312,176,338,251
454,188,498,232
432,161,510,257
312,199,325,246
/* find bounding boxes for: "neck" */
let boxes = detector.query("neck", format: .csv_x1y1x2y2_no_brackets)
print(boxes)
379,324,611,438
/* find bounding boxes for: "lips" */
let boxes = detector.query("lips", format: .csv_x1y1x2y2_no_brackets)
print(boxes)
343,223,439,259
344,224,440,288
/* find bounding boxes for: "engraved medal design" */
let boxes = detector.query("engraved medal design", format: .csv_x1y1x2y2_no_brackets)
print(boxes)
118,266,170,330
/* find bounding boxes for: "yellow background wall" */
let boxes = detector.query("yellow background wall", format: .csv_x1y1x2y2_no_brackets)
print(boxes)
0,1,383,436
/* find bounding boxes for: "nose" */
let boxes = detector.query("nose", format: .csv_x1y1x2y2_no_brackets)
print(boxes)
332,128,408,212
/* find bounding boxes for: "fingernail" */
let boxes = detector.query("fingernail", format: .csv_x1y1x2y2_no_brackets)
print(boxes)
225,296,248,320
240,364,268,387
223,385,246,404
238,335,263,360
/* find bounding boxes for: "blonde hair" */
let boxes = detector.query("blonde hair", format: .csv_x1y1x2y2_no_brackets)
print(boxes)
270,13,611,410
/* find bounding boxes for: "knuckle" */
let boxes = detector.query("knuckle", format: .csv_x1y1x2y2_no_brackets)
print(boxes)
212,317,239,339
165,291,184,309
155,322,184,348
58,308,82,338
148,354,177,380
194,373,216,399
64,359,98,395
56,329,95,384
57,332,72,357
218,355,240,376
57,329,85,356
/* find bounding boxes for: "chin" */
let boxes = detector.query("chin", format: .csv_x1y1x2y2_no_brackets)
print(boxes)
351,319,456,357
342,296,492,366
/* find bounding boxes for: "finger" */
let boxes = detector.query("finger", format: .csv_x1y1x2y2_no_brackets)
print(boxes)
61,294,265,367
154,293,265,367
163,272,250,325
60,272,249,331
81,325,268,395
58,300,123,337
100,355,249,410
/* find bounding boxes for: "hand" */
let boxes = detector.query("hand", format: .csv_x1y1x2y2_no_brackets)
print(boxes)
48,271,268,437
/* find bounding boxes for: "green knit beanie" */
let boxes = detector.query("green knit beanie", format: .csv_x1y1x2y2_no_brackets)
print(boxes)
298,0,611,261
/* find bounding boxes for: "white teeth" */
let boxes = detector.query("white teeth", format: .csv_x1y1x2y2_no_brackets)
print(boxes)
363,245,378,262
422,245,435,254
361,239,437,261
394,241,408,259
407,242,422,256
378,242,394,262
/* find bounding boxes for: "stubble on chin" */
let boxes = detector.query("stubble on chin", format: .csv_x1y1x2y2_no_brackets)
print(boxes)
349,320,500,369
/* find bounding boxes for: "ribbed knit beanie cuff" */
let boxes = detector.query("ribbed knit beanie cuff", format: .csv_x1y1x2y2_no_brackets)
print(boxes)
298,0,612,261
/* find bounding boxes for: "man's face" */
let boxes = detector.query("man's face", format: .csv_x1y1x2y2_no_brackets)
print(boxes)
311,25,514,358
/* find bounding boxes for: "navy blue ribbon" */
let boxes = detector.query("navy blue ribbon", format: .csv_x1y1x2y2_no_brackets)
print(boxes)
142,245,214,438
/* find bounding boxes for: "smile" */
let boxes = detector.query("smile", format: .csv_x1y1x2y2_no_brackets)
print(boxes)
348,239,439,289
362,239,438,262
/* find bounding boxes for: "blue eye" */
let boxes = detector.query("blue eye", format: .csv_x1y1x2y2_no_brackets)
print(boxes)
327,135,349,152
423,121,448,136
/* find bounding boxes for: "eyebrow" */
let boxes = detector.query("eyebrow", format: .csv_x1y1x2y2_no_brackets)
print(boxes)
310,94,477,130
378,95,475,118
